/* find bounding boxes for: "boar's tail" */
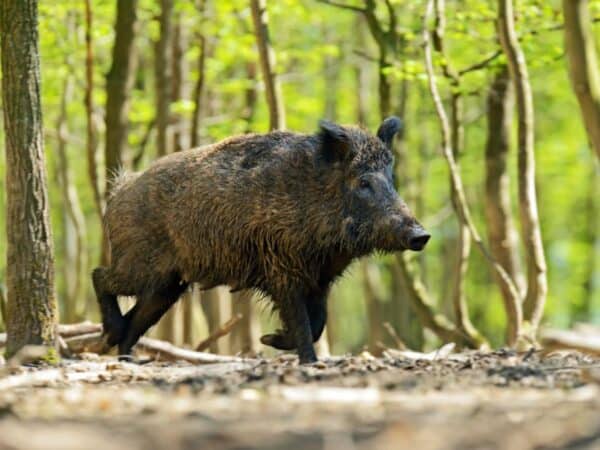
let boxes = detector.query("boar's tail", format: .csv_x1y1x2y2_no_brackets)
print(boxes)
107,168,140,201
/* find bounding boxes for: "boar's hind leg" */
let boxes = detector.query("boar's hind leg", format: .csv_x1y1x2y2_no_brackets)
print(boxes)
118,276,189,356
92,267,128,348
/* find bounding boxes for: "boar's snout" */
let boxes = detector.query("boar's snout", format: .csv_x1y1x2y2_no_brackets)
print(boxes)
405,225,431,251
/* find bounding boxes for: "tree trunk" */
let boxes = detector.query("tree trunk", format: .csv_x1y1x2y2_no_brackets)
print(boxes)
190,29,206,147
154,0,175,341
498,0,548,335
103,0,138,266
425,0,522,345
200,287,230,354
56,75,88,324
250,0,286,131
182,285,201,346
572,166,599,323
84,0,103,221
484,66,525,311
229,291,259,354
563,0,600,161
155,0,174,158
171,12,188,153
431,0,484,346
105,0,138,195
1,0,58,358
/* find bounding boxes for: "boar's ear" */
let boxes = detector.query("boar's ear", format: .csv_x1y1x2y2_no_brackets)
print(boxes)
318,119,355,163
376,116,403,149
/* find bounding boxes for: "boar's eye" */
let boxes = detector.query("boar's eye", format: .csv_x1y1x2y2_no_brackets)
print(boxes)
359,178,372,191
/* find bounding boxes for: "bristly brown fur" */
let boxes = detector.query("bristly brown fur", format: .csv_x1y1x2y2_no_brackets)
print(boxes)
92,118,427,363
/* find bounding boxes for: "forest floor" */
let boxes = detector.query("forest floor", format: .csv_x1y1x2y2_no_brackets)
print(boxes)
1,349,600,450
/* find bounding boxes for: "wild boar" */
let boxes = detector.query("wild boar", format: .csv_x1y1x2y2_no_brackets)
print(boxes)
92,117,430,363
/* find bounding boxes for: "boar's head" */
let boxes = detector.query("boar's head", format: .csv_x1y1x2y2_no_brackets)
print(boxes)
318,116,430,255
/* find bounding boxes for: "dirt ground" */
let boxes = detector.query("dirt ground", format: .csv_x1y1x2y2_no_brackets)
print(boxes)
1,349,600,450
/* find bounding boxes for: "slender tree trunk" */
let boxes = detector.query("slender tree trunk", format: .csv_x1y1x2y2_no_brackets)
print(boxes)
484,66,525,308
572,165,599,323
155,0,174,158
250,0,286,130
431,0,484,346
171,12,188,153
425,0,522,346
229,291,259,354
105,0,138,195
103,0,138,266
1,0,58,358
56,74,88,323
498,0,547,335
200,287,231,354
182,286,200,346
84,0,103,220
0,283,6,329
154,0,175,341
190,31,206,147
563,0,600,161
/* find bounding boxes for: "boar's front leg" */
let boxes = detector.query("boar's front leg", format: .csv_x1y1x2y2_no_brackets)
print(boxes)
306,293,327,344
277,290,317,364
260,291,327,353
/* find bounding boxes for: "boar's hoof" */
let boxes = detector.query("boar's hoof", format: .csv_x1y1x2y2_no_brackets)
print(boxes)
117,354,153,364
260,331,296,350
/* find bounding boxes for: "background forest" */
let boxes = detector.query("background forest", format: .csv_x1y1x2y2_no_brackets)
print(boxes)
0,0,598,356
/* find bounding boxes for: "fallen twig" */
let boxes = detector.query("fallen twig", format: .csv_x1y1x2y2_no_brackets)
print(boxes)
196,313,243,352
384,343,459,361
57,322,103,337
139,336,245,364
63,331,245,364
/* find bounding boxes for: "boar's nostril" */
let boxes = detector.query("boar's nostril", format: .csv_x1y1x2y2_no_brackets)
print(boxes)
407,233,431,251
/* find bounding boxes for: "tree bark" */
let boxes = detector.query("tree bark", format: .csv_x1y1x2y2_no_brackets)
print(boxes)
250,0,286,131
171,12,188,153
484,66,525,311
155,0,174,158
56,74,88,323
84,0,103,221
104,0,138,195
563,0,600,161
498,0,548,334
1,0,58,357
190,28,206,146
